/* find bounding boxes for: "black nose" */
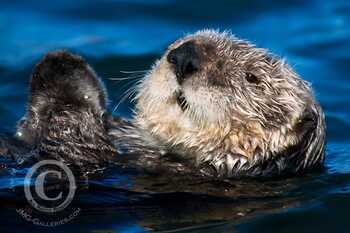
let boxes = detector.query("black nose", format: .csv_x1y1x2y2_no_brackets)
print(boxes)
167,41,200,84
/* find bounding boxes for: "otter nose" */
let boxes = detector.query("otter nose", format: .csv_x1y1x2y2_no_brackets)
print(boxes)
167,41,200,84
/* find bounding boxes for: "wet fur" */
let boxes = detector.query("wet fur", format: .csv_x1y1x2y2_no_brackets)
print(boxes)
0,51,198,176
134,30,326,177
0,32,326,178
1,51,117,169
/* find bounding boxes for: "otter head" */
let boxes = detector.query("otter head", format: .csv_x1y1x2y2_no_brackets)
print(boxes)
135,30,325,176
16,51,116,165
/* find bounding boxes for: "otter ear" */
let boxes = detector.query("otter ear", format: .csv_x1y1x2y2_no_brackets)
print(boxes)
291,106,324,169
295,108,317,141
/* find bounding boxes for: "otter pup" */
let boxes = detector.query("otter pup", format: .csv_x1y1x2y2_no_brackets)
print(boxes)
133,30,326,177
3,51,117,168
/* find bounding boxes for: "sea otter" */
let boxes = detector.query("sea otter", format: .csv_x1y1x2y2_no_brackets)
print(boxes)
132,30,326,177
0,51,117,169
0,51,194,175
0,31,326,178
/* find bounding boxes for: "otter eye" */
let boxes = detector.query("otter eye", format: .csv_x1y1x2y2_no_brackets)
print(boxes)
245,73,259,84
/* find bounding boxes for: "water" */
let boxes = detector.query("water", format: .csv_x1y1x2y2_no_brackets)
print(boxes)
0,0,349,232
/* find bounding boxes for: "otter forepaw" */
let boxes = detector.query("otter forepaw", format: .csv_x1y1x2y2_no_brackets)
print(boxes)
211,153,250,177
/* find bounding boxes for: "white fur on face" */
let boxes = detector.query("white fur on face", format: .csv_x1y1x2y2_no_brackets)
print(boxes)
134,30,325,175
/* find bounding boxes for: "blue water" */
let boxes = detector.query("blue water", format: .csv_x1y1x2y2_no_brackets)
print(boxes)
0,0,350,232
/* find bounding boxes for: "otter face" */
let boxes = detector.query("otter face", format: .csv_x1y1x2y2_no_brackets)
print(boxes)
135,30,324,172
137,30,312,128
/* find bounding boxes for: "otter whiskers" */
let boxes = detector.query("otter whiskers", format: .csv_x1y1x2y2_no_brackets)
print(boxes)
110,70,147,113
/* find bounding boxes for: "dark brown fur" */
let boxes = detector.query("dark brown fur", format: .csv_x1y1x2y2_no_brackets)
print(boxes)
1,51,117,170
